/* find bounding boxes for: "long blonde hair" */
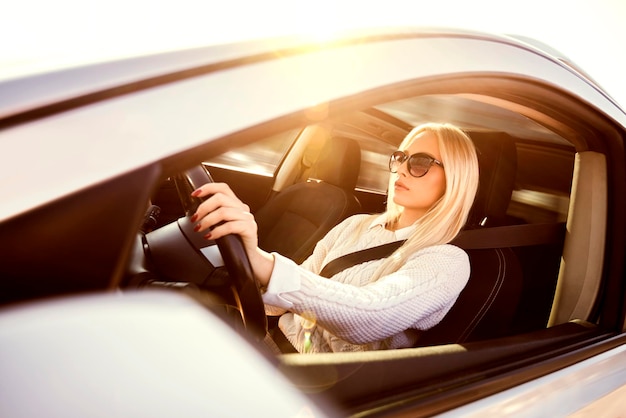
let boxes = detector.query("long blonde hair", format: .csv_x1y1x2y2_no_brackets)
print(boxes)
371,122,479,278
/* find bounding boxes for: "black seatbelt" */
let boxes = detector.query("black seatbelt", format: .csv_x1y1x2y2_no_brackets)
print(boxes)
318,222,565,278
450,222,565,250
319,240,405,278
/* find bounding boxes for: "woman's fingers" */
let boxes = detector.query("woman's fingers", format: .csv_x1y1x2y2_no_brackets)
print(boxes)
189,182,256,247
196,206,258,252
191,182,238,200
191,183,249,222
206,215,257,241
194,205,251,234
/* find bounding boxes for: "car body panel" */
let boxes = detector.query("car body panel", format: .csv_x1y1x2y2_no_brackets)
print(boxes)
0,291,333,418
440,338,626,417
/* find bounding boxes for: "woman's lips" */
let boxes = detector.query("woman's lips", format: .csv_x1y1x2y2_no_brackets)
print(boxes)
394,181,409,191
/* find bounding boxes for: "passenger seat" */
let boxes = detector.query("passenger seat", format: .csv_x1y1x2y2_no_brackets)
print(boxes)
255,137,362,264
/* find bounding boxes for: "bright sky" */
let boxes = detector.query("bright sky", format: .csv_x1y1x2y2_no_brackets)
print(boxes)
2,0,625,107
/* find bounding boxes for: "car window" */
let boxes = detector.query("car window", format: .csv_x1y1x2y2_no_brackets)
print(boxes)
205,128,301,176
207,125,396,194
356,138,397,193
509,143,574,223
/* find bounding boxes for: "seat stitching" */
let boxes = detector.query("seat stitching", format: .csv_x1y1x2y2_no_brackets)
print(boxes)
458,248,506,341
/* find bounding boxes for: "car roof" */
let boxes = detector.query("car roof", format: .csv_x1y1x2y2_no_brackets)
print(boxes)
1,27,624,222
0,26,603,120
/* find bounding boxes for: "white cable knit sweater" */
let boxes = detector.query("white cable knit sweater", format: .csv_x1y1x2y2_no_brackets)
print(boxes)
261,214,470,353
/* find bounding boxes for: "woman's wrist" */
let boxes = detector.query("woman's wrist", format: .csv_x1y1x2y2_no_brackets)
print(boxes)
249,248,275,288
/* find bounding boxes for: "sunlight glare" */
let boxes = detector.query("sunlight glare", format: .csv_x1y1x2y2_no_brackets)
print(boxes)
1,0,625,105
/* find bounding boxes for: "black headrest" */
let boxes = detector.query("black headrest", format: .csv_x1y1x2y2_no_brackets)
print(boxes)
467,131,517,227
310,137,361,190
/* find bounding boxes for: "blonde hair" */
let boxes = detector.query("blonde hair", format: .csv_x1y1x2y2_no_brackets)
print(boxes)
370,122,479,278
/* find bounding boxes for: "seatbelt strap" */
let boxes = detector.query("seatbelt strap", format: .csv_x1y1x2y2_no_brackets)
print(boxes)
451,222,565,250
319,240,405,278
318,222,565,278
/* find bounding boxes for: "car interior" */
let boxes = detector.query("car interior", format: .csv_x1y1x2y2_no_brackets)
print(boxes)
187,89,620,413
194,93,575,339
1,73,624,416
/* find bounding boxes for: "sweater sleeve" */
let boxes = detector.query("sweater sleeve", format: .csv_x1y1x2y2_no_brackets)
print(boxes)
262,245,470,345
262,214,370,315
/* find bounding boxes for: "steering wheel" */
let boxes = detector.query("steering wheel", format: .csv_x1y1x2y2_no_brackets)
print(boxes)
174,165,267,341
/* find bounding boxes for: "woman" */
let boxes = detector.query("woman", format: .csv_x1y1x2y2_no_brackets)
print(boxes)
191,122,480,353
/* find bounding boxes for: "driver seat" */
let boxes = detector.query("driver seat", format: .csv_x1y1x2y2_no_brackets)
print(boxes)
418,132,524,346
255,137,362,264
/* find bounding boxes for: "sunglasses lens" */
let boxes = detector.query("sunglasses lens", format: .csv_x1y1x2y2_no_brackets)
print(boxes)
408,155,432,177
389,151,406,173
389,151,440,177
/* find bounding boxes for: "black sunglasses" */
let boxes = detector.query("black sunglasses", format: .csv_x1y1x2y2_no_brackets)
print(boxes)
389,151,444,178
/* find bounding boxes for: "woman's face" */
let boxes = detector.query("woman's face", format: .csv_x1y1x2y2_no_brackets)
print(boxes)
392,131,447,223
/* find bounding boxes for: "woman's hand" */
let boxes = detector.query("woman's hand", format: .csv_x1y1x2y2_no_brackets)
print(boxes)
191,182,257,250
190,182,274,287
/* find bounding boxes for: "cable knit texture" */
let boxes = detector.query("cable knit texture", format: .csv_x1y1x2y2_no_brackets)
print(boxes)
262,214,470,353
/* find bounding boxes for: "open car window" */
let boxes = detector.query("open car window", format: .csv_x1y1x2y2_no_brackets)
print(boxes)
237,84,618,415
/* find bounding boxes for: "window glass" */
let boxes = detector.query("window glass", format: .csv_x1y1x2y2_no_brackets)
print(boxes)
509,190,569,223
205,129,301,176
356,138,397,193
509,143,575,223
